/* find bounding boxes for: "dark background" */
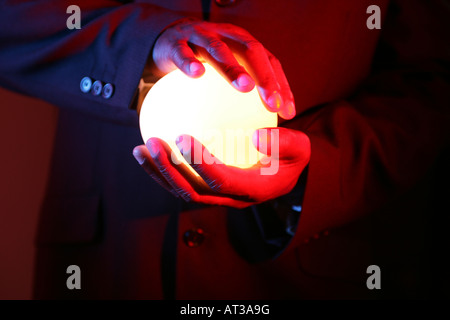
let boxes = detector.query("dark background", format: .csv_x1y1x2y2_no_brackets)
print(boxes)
0,87,58,299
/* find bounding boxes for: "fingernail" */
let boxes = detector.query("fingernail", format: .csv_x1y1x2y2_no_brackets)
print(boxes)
189,62,203,74
286,101,296,119
146,140,159,158
267,91,283,111
133,149,145,165
232,74,254,90
238,74,254,88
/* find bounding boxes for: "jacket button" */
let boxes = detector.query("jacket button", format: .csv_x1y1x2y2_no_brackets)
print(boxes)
183,228,205,247
80,77,92,93
102,83,114,99
215,0,236,7
91,80,103,96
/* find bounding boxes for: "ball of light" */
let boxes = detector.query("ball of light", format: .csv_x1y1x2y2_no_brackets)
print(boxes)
139,63,277,172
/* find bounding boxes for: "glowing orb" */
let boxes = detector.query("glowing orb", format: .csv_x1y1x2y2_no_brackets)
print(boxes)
139,63,277,171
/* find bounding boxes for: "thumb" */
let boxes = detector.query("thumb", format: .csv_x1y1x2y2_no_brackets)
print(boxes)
252,127,310,160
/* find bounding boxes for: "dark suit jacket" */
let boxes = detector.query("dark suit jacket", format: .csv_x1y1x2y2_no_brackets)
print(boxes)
0,0,449,299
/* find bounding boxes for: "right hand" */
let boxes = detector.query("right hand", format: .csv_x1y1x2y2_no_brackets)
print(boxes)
150,19,296,120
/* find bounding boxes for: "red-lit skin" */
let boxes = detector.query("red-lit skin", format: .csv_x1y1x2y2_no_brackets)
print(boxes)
133,128,310,208
150,20,296,120
134,20,306,206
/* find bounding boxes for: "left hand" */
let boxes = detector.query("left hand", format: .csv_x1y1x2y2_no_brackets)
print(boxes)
132,127,310,208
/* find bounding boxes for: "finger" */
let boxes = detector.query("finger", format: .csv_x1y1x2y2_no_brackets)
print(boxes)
160,138,258,206
132,145,180,198
217,27,283,112
252,128,311,162
147,137,266,207
175,134,227,192
146,138,250,207
149,138,253,207
176,134,264,198
168,40,206,78
145,138,210,201
266,49,296,120
189,31,255,92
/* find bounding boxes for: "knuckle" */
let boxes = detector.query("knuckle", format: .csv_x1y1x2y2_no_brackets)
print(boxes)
238,27,252,37
159,167,175,183
244,39,264,52
170,44,193,70
158,165,168,175
218,22,234,30
268,52,280,65
175,18,200,32
171,39,186,50
221,23,248,35
222,63,244,77
170,41,185,59
232,24,253,37
206,39,227,56
258,74,274,88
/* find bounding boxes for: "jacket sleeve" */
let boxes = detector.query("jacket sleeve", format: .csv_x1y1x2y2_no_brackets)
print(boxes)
280,0,450,253
0,0,185,126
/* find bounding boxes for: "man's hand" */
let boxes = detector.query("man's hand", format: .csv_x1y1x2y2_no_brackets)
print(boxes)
132,128,310,208
151,20,296,120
